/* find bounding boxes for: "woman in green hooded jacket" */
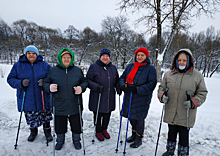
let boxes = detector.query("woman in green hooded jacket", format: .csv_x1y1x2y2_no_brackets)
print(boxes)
43,48,88,150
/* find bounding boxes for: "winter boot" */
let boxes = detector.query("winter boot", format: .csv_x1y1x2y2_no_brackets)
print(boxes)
72,133,82,150
28,128,38,142
43,122,53,142
178,144,188,156
95,133,104,141
127,131,136,143
162,140,176,156
55,133,65,150
130,134,142,148
102,129,110,139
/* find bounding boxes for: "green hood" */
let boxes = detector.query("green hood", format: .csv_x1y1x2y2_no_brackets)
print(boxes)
57,48,75,68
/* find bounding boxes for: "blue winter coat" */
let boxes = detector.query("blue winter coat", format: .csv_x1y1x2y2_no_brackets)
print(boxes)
119,57,157,120
7,54,51,112
86,59,119,113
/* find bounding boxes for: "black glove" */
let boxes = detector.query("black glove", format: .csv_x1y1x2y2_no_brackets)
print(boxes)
97,85,104,93
129,85,137,93
116,88,122,95
121,85,127,93
21,79,30,87
38,78,44,87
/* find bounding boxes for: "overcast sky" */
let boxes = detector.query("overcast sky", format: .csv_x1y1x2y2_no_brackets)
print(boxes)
0,0,220,34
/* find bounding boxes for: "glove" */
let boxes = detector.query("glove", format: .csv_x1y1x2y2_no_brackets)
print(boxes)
184,100,194,109
21,79,30,87
129,85,137,93
161,95,169,103
50,84,58,92
121,85,127,93
116,88,122,95
38,78,44,87
97,85,104,93
74,86,82,94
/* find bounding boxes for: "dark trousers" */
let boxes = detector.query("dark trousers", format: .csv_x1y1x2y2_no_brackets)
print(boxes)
55,114,82,134
168,124,189,147
129,119,145,136
93,112,111,133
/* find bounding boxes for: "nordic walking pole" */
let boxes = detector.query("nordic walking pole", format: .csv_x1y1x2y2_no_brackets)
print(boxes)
119,94,123,145
52,92,56,156
92,92,101,143
115,93,126,153
78,95,86,155
123,92,133,155
41,85,49,146
186,91,190,130
185,91,190,156
154,88,169,156
14,87,27,149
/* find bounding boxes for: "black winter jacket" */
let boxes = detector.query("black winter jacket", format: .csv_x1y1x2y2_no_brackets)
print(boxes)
86,59,119,113
43,64,88,116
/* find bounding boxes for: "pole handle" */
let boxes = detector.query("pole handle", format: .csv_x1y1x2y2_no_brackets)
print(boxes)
164,88,169,96
186,91,190,101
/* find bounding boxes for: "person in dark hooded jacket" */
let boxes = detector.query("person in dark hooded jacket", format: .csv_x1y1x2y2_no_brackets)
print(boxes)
43,48,88,150
7,45,53,143
86,48,121,141
119,47,157,148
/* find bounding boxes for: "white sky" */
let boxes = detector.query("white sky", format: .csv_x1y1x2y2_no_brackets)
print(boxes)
0,0,220,34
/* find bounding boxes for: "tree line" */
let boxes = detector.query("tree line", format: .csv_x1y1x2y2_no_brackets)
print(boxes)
0,17,220,77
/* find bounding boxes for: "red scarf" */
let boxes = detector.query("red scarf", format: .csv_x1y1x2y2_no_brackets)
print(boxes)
126,62,147,84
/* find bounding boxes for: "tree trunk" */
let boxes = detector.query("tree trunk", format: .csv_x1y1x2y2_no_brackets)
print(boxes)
210,63,220,77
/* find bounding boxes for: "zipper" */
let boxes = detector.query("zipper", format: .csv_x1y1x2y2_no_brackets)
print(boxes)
106,67,110,112
66,68,70,117
31,64,37,111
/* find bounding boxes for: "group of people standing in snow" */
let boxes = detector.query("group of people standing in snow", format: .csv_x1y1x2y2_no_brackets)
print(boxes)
7,45,207,156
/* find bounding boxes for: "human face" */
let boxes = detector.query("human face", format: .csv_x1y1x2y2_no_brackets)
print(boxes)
100,54,110,64
136,52,147,63
62,53,71,67
26,51,37,64
178,53,187,66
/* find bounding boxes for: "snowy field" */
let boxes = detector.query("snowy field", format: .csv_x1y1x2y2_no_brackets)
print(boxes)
0,64,220,156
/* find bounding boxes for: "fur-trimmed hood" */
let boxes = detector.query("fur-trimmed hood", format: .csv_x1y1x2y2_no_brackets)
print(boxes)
170,49,194,73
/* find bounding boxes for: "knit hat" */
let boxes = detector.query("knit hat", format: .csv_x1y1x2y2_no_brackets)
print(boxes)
24,45,39,56
99,48,111,58
135,47,149,57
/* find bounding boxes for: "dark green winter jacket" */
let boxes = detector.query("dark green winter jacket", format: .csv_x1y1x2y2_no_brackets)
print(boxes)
43,48,88,116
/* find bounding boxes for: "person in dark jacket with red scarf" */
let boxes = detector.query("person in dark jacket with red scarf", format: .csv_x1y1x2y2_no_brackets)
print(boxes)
86,48,121,141
119,47,157,148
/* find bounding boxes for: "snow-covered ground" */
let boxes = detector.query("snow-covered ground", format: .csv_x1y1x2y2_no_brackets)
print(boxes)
0,64,220,156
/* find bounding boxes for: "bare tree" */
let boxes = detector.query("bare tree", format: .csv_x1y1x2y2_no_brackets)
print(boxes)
118,0,220,80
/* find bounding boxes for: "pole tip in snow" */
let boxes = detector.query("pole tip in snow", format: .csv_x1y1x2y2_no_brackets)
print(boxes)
120,140,123,145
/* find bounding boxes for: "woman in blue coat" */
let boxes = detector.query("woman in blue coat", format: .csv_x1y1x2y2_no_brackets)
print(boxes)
86,48,121,141
7,45,52,143
119,47,157,148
